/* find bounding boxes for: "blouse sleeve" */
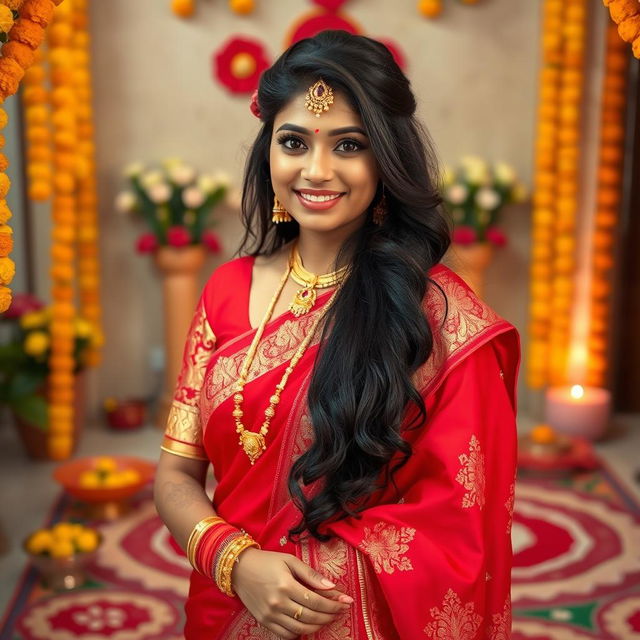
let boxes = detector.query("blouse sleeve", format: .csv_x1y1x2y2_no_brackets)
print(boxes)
326,333,519,639
161,290,216,461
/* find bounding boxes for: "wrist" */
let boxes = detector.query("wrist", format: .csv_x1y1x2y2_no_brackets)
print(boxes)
231,546,260,593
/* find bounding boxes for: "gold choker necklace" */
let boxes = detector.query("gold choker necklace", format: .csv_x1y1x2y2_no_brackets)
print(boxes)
288,243,349,316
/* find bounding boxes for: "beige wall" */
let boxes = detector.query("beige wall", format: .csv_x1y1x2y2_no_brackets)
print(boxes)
30,0,608,420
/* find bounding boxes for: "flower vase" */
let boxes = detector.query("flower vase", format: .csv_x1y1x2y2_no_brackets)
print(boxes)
448,242,494,299
12,372,87,460
153,245,207,429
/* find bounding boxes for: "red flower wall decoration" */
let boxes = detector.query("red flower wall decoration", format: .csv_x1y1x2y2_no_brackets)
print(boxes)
213,36,271,94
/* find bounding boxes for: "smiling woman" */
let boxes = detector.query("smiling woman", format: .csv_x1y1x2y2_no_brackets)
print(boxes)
154,29,520,640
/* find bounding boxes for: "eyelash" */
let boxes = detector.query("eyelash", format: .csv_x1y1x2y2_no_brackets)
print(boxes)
275,134,365,154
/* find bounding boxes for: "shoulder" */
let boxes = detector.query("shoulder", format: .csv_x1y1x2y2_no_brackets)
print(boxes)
415,263,520,396
204,255,254,290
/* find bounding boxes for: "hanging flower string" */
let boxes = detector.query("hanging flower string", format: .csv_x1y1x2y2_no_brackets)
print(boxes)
586,21,628,387
46,0,77,460
0,0,62,313
547,0,586,386
71,0,103,367
603,0,640,59
527,0,565,389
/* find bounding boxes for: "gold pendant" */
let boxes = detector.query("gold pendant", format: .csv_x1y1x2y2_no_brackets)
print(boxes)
289,286,317,317
240,431,266,465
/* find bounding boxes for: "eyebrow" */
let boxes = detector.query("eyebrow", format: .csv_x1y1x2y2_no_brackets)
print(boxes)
275,123,368,137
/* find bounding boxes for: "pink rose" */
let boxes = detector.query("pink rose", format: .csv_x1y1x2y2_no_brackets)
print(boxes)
202,230,222,254
486,226,507,247
166,225,192,247
452,225,477,245
135,233,158,254
3,293,44,319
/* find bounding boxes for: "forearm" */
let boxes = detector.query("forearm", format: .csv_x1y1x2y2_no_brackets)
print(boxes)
154,464,217,551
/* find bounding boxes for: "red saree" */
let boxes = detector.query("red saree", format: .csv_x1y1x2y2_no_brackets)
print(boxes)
161,256,520,640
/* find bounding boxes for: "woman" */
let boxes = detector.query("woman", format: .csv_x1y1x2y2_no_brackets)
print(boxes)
154,30,520,640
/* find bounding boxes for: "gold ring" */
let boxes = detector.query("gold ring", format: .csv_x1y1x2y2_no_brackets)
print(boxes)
293,605,304,620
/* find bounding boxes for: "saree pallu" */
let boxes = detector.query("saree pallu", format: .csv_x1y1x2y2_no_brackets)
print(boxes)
161,257,520,640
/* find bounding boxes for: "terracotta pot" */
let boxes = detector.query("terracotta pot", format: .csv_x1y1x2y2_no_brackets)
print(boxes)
153,245,207,429
12,371,87,460
447,242,494,299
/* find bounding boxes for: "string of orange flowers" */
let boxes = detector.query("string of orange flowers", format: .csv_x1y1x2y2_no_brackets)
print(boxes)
586,21,629,387
71,0,102,366
547,0,587,386
46,0,77,460
527,0,565,389
0,0,61,313
603,0,640,59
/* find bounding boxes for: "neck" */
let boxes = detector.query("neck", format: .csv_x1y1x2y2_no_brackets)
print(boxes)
295,220,363,275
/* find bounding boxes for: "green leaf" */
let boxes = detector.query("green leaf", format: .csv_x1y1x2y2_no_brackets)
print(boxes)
8,372,45,399
12,395,48,430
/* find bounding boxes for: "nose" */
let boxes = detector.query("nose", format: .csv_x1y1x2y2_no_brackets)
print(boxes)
300,146,333,183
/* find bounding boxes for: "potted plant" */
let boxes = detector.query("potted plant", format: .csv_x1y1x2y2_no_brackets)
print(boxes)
114,158,230,427
442,156,528,297
0,293,102,459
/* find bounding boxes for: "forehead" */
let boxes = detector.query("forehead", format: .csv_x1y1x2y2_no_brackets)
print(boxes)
273,89,364,130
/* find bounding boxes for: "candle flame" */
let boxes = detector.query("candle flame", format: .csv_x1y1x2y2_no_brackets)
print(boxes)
571,384,584,399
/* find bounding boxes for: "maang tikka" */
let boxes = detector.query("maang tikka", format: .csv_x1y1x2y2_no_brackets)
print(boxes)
305,79,334,117
272,194,292,223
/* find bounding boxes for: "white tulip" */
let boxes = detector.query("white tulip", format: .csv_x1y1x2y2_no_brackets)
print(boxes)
494,162,516,185
168,164,196,186
475,187,500,210
114,191,137,214
197,174,216,194
446,183,469,205
182,186,205,209
147,182,172,204
140,170,164,189
123,162,144,178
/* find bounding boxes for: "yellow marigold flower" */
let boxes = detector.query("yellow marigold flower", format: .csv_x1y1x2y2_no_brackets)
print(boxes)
0,107,8,128
0,5,14,34
50,538,74,558
23,330,50,356
89,327,104,348
94,456,117,473
229,0,254,15
0,199,11,224
75,529,99,553
25,529,53,555
74,318,92,338
52,522,76,540
171,0,194,17
0,1,25,11
0,255,15,284
0,172,10,198
0,284,11,312
20,309,47,329
78,469,101,488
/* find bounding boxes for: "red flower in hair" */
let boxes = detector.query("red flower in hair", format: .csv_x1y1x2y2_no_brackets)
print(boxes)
249,89,261,119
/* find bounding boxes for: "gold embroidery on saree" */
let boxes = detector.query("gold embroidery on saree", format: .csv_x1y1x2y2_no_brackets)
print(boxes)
164,401,202,447
505,482,515,535
359,522,416,575
488,596,512,640
455,434,486,510
174,300,216,406
318,537,348,581
423,588,483,640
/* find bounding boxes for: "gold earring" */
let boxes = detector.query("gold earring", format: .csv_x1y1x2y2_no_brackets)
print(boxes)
372,193,387,226
272,195,292,223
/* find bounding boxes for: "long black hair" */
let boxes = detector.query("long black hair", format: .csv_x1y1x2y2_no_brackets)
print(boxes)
238,30,451,541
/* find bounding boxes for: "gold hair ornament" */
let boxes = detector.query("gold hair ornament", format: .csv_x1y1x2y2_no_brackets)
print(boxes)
304,79,335,117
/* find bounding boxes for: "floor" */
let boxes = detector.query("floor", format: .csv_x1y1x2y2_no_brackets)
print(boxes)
0,412,638,618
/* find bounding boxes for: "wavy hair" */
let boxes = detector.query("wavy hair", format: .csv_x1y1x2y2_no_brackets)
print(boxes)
237,30,451,541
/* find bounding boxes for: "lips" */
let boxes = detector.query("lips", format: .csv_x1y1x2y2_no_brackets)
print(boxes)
294,189,345,211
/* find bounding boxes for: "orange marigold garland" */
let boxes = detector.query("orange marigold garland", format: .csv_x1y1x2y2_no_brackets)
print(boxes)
46,0,76,460
603,0,640,58
527,0,565,389
548,0,587,386
71,0,102,365
586,21,628,387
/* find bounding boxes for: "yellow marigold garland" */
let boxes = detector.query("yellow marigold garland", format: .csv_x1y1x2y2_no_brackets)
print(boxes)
71,0,102,365
47,0,76,460
548,0,587,386
586,21,628,387
603,0,640,58
527,0,565,389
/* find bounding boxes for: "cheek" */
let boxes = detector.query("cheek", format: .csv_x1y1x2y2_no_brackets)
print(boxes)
347,158,378,197
269,148,299,184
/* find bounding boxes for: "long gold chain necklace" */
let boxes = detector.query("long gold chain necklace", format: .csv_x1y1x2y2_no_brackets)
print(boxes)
234,244,341,465
289,243,349,317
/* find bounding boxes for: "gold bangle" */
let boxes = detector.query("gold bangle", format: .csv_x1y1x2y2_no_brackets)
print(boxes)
217,533,260,597
214,532,244,590
186,516,225,572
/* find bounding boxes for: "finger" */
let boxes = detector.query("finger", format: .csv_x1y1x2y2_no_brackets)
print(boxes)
272,612,324,638
311,586,355,604
290,582,353,615
283,555,336,590
263,621,296,640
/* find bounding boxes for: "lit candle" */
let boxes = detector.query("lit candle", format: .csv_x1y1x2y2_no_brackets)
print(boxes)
544,385,611,440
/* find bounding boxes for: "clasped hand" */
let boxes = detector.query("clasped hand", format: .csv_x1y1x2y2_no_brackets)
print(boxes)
231,548,354,639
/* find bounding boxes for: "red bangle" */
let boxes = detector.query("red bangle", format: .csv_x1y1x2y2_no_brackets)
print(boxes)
195,523,238,578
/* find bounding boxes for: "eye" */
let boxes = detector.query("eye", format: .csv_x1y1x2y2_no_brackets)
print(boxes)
276,134,307,151
336,138,364,153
